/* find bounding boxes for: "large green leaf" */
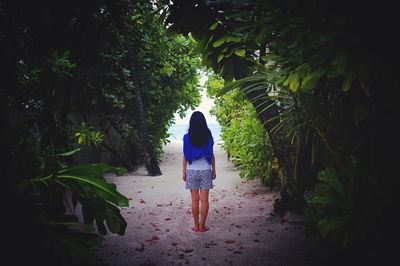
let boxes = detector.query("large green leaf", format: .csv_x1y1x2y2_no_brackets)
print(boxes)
57,174,129,207
105,205,127,235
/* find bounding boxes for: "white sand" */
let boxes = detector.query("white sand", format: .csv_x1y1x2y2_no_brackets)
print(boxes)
94,141,334,265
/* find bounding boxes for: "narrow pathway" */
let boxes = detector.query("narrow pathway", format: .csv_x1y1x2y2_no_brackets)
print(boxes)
95,142,334,266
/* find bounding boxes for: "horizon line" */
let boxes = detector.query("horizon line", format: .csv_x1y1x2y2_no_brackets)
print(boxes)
170,123,220,126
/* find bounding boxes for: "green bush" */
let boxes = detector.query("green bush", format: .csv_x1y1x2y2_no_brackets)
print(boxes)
303,157,356,247
207,79,278,187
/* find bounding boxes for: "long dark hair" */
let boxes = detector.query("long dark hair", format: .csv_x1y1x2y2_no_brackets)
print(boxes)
188,111,212,147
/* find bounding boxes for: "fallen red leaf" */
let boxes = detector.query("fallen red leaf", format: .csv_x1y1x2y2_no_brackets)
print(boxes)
225,240,235,244
140,199,146,204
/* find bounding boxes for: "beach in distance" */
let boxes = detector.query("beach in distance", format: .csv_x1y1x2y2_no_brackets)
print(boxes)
167,123,222,143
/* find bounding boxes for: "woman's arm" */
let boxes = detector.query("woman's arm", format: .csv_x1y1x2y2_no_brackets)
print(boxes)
211,154,216,179
182,157,187,181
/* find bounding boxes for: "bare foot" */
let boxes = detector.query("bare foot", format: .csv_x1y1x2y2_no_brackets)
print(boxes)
198,226,209,232
191,226,199,232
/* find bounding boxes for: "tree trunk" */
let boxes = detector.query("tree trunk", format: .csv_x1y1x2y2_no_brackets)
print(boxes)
292,126,307,205
125,38,162,176
244,43,303,212
116,15,162,176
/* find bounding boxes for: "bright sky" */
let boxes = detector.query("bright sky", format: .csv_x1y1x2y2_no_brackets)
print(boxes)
173,75,219,125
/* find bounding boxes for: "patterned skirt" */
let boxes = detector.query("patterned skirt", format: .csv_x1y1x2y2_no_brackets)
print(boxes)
185,169,213,190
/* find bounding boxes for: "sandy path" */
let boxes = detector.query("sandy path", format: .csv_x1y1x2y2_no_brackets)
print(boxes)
94,142,333,266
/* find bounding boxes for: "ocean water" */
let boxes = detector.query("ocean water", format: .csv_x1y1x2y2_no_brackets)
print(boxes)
167,123,222,142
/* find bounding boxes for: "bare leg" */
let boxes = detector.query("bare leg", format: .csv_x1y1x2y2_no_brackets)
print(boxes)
190,189,200,230
199,189,209,231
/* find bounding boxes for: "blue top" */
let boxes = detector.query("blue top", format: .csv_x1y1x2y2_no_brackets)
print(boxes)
183,133,214,165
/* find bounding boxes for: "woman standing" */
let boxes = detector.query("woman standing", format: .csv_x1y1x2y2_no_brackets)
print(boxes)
182,111,216,232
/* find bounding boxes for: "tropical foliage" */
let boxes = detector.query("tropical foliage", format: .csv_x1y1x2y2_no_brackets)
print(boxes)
303,158,356,248
15,149,128,265
1,0,201,264
2,0,399,263
165,0,399,258
206,75,278,187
